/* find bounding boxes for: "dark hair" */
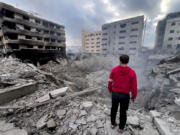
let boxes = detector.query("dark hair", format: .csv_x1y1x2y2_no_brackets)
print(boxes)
119,54,129,64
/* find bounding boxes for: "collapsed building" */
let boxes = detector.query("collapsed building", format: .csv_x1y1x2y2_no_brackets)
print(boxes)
0,2,66,62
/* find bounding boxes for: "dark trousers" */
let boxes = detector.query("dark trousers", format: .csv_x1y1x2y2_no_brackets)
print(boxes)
111,92,130,129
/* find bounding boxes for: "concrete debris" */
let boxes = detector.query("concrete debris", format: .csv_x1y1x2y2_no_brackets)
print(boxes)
82,101,93,111
36,114,48,129
154,118,174,135
1,54,180,134
47,119,56,129
167,68,180,75
127,116,140,126
56,109,66,119
174,97,180,106
0,121,27,135
36,87,68,103
50,87,68,97
35,94,50,103
170,88,180,94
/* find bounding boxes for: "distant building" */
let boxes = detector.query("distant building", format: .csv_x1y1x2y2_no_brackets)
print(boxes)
81,30,102,54
155,12,180,54
101,16,144,56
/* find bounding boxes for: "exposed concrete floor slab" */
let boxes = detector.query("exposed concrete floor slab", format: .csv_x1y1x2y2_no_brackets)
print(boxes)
0,82,37,105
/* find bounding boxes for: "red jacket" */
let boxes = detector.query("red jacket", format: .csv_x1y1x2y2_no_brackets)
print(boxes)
108,65,137,100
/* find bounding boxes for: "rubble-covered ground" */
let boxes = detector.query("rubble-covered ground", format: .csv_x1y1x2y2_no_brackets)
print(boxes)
0,55,180,135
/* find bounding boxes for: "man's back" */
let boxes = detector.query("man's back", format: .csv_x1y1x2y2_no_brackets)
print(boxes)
108,65,137,100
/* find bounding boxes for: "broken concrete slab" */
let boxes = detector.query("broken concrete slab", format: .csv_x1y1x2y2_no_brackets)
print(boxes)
35,94,50,103
174,97,180,106
150,110,161,118
36,87,68,103
0,121,14,132
36,114,48,129
50,87,68,97
79,110,87,117
47,119,56,129
167,68,180,75
82,101,93,111
127,116,139,126
0,121,27,135
56,109,66,119
1,129,28,135
0,82,37,105
169,88,180,94
154,118,173,135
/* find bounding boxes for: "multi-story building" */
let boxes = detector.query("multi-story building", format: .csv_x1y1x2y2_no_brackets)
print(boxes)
0,2,66,61
82,30,102,54
155,12,180,54
101,16,144,56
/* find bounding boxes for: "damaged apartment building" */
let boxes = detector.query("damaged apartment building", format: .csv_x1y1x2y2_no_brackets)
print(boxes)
0,3,66,62
101,16,144,56
155,11,180,54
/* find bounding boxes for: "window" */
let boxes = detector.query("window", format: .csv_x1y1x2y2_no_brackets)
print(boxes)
130,35,138,38
130,41,137,44
37,29,41,33
119,42,125,44
168,37,173,41
120,24,126,28
167,44,172,49
176,44,180,50
102,43,107,46
129,48,136,50
43,21,49,27
96,46,100,48
102,49,107,51
119,36,125,39
131,28,138,31
118,47,124,50
44,30,49,34
103,33,108,35
102,38,107,41
131,21,139,25
170,30,174,33
178,37,180,40
23,15,29,21
171,22,176,26
2,9,14,18
35,19,41,24
120,30,126,33
102,27,107,30
24,25,31,31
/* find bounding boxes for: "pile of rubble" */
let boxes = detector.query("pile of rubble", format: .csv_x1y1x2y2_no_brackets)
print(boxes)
1,55,180,135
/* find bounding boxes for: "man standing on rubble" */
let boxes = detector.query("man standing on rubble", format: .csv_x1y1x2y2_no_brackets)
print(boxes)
108,54,137,133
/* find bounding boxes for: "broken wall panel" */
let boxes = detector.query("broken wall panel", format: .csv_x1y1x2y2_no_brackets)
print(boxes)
0,2,66,58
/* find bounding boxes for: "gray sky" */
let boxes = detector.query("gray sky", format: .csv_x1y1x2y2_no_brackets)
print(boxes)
0,0,180,48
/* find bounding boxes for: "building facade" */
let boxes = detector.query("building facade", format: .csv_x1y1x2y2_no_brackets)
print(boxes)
81,30,102,54
0,2,66,60
101,16,144,56
155,12,180,54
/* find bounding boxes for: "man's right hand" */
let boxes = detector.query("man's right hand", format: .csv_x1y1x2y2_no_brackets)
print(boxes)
131,98,135,103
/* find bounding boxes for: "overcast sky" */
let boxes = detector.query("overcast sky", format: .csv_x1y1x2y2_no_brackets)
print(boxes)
1,0,180,48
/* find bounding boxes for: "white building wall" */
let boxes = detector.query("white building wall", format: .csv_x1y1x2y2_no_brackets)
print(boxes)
101,16,144,56
82,30,102,54
163,17,180,52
